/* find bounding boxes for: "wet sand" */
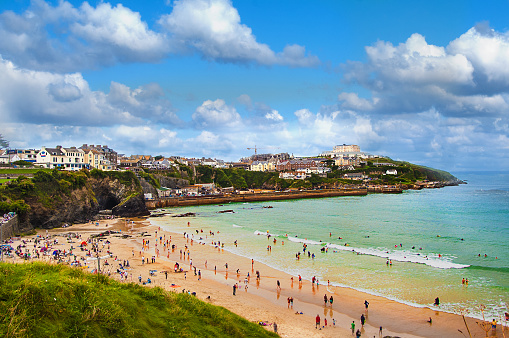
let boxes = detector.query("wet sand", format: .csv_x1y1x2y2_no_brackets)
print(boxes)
6,218,505,338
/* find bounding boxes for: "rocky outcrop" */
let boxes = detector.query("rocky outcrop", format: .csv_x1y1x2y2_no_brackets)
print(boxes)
140,175,189,197
112,193,148,217
19,172,149,229
156,176,189,189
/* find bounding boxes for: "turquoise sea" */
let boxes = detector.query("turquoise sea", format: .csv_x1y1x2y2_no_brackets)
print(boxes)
153,171,509,322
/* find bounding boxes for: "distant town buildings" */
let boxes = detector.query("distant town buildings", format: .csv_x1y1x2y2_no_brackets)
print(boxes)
0,143,385,181
320,144,375,159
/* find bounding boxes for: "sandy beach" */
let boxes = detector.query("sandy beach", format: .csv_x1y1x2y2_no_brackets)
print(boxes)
5,217,505,338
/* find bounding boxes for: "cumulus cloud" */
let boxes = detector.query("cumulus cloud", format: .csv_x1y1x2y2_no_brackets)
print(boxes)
337,92,375,111
192,99,242,129
47,82,83,102
71,3,166,56
0,57,181,127
293,108,383,149
343,26,509,118
0,0,318,71
159,0,319,66
448,23,509,91
265,110,283,122
334,25,509,170
0,1,168,72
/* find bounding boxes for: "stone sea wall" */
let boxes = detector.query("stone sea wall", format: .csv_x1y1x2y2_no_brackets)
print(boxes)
146,188,369,209
0,215,20,241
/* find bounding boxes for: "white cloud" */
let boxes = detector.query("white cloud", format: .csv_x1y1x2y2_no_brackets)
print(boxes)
47,82,83,102
0,0,318,71
362,33,474,90
192,99,242,129
265,110,283,122
276,44,320,68
294,108,314,124
338,92,374,111
187,130,234,156
293,108,383,149
448,24,509,88
159,0,319,66
0,1,169,72
343,26,509,119
0,57,180,127
72,3,167,55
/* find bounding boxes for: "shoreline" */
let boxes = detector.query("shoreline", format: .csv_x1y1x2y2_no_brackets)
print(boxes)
146,217,503,338
5,218,504,337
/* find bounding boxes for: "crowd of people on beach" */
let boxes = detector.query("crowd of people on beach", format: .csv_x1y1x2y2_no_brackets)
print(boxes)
4,218,504,338
1,212,16,224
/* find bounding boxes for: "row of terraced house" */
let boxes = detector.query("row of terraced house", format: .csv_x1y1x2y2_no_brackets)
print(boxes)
0,145,117,170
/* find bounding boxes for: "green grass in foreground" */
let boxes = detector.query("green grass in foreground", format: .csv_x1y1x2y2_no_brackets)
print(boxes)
0,263,277,338
0,178,13,184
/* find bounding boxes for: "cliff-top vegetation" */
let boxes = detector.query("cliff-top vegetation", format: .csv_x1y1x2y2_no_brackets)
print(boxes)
0,262,276,338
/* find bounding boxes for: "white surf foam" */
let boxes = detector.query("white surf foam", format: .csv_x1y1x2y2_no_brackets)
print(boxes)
286,236,325,246
254,230,279,237
326,243,470,269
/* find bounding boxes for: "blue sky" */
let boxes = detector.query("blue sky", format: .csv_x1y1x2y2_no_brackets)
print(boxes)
1,0,509,172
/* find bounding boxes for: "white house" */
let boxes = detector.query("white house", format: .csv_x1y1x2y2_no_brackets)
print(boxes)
36,146,90,170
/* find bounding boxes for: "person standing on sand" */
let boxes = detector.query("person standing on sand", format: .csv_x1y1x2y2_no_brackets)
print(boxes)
324,294,328,306
355,328,361,337
360,313,365,326
233,284,236,296
364,300,369,310
315,314,320,329
329,295,333,307
351,321,355,334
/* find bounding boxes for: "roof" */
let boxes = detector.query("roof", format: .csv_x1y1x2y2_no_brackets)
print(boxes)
44,148,64,156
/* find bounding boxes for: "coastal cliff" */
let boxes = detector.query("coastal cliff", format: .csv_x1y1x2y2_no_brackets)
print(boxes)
0,169,148,231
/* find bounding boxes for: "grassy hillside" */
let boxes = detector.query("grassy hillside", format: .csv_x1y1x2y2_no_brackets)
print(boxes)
0,263,277,338
185,162,460,190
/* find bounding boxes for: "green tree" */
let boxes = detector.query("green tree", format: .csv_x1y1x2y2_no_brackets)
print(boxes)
215,169,232,188
228,169,248,189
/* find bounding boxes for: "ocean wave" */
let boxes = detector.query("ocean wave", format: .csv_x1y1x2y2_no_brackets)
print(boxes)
254,230,279,237
286,236,325,246
466,265,509,273
325,244,470,269
232,224,243,228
